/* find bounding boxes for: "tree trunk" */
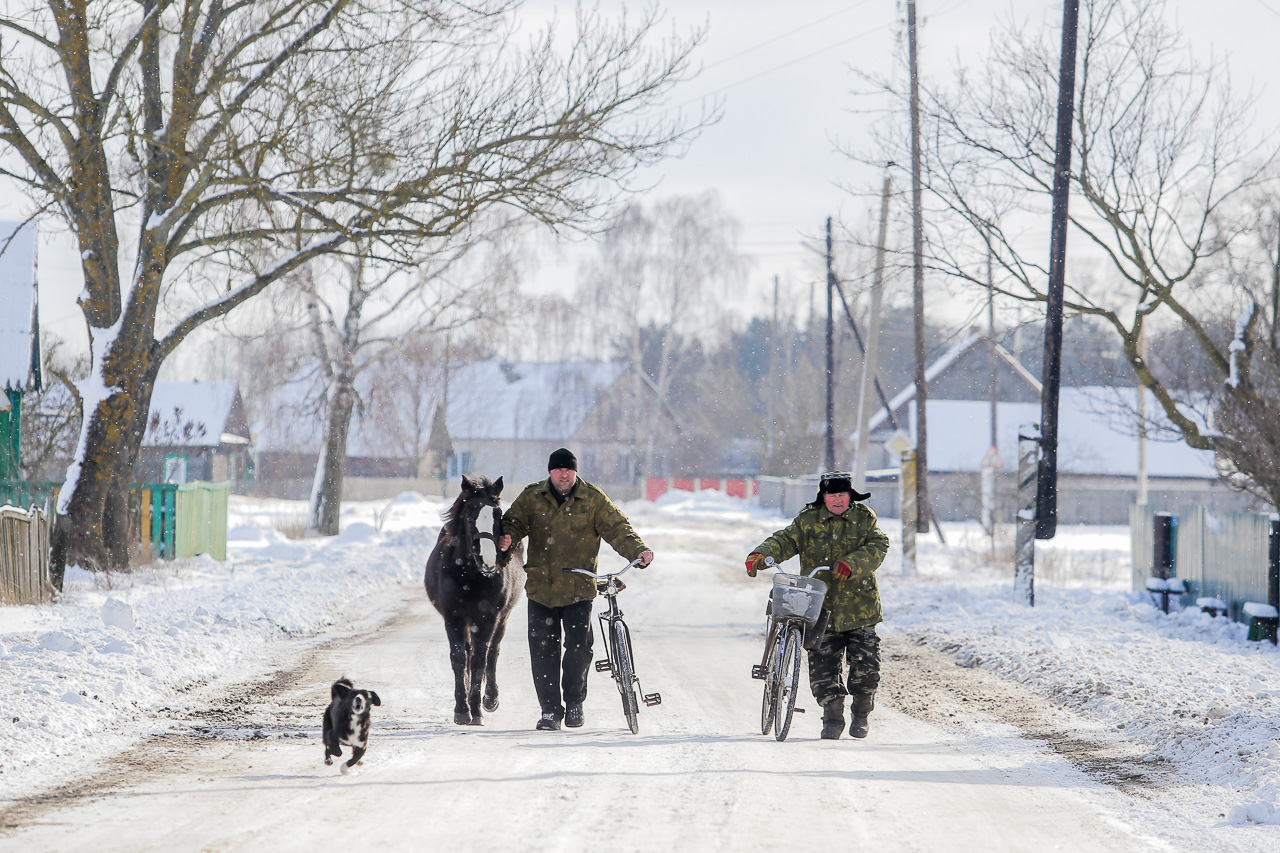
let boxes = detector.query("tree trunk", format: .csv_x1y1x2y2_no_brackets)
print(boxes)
308,373,356,536
50,252,165,586
50,349,158,583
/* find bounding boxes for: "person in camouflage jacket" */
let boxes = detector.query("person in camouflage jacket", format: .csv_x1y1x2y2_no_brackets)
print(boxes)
499,447,652,731
746,472,890,740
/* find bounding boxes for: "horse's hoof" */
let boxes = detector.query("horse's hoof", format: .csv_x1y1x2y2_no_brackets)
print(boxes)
467,716,484,726
454,710,472,726
483,695,499,713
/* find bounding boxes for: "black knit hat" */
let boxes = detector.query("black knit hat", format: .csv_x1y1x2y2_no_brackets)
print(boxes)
815,471,870,503
548,447,578,471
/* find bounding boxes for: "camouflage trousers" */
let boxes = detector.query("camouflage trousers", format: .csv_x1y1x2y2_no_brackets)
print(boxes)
807,625,880,706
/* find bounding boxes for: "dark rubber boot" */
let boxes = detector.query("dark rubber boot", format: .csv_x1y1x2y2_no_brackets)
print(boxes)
820,698,845,740
849,693,874,739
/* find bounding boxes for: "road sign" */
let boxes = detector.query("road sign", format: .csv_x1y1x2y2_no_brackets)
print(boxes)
980,445,1004,470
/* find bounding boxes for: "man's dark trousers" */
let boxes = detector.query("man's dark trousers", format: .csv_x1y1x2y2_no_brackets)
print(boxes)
527,599,594,717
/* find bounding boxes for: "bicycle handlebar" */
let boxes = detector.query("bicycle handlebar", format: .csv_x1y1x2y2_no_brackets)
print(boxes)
763,556,828,580
562,555,647,580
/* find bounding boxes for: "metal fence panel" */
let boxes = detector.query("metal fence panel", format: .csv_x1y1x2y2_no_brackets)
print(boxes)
1149,506,1274,620
175,482,228,561
1130,504,1155,592
0,481,61,515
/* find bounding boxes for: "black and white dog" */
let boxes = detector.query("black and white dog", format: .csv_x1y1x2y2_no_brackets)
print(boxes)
323,677,381,772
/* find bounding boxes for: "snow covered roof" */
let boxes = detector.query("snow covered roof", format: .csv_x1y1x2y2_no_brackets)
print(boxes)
252,370,439,459
445,361,628,441
0,221,39,393
915,387,1218,478
143,382,245,448
864,332,1041,434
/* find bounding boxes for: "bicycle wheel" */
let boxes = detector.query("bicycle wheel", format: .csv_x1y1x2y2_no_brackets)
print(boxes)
760,628,781,735
773,625,803,741
612,621,640,734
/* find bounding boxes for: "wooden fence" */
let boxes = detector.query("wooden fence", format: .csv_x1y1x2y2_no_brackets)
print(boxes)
0,504,52,605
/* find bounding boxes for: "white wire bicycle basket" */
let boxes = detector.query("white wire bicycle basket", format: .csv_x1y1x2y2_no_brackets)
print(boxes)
770,574,828,627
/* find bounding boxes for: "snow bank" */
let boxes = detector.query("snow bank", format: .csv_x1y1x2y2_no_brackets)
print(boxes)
0,494,442,803
881,522,1280,825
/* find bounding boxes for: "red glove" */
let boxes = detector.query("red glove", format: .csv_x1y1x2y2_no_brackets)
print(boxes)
833,560,853,580
745,553,765,577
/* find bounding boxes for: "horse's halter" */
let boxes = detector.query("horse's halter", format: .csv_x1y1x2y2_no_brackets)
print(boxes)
468,500,503,574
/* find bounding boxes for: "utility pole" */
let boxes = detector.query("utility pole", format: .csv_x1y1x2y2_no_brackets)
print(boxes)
854,174,893,494
1271,215,1280,352
1137,324,1148,505
907,0,929,534
983,246,999,558
825,217,837,472
1034,0,1081,541
767,275,779,462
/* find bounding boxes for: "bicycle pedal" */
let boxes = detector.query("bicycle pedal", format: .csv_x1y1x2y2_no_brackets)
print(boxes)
750,665,767,680
595,659,612,672
643,693,662,706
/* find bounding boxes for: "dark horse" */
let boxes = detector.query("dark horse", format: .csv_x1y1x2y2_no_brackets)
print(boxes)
424,475,522,725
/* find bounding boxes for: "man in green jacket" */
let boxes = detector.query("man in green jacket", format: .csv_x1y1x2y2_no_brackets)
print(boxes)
499,448,653,731
746,472,890,740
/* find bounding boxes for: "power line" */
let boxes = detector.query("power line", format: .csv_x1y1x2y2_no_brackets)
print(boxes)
1255,0,1280,18
679,21,892,106
701,0,876,72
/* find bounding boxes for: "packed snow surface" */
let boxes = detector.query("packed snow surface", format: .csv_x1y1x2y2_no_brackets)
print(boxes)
0,489,1277,849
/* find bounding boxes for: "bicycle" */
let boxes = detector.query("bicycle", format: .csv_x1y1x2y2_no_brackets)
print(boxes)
563,557,661,734
750,556,829,741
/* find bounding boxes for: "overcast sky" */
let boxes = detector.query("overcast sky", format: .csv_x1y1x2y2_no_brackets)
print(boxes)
544,0,1280,318
6,0,1280,359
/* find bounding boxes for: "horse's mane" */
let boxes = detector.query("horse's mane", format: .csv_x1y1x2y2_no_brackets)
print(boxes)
440,476,497,530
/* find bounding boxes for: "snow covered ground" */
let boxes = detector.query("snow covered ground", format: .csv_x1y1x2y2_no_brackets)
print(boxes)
0,489,1278,849
0,492,439,804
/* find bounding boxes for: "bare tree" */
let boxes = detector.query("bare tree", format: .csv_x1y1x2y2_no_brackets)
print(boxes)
0,1,708,581
578,192,746,478
300,223,520,535
859,0,1280,506
20,333,85,482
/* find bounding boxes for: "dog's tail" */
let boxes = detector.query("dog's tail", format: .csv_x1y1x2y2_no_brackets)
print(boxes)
331,677,354,700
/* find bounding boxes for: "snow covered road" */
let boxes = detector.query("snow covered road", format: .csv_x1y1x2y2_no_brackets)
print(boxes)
0,589,1155,852
0,502,1168,852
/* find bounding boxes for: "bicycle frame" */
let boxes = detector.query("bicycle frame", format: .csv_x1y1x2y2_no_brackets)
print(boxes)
563,559,662,731
751,557,828,740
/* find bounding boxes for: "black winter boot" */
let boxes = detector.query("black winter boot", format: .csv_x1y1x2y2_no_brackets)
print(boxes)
849,693,875,739
820,699,845,740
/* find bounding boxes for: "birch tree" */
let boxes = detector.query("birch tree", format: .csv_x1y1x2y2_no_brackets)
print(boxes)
0,0,706,583
578,192,745,478
300,225,519,536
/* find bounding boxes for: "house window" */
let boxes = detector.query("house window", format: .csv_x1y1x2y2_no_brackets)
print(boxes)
164,453,188,484
446,451,473,479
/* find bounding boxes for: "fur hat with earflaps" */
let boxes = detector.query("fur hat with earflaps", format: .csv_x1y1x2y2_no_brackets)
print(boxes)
813,471,871,504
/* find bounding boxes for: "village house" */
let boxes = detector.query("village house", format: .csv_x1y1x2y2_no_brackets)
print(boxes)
850,333,1263,524
135,382,253,490
440,360,682,491
251,369,439,499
